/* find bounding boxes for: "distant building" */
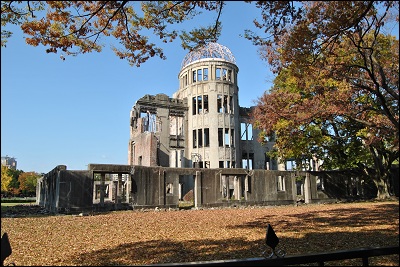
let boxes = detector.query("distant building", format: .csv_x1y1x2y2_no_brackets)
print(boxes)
1,156,17,170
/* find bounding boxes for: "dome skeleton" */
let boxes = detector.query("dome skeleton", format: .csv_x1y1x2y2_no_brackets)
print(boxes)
180,42,236,70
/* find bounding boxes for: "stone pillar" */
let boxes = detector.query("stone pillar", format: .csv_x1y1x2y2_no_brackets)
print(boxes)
304,173,311,204
100,173,105,207
234,176,241,200
291,172,297,203
220,174,227,199
194,171,202,208
244,175,249,201
115,173,122,209
125,179,131,203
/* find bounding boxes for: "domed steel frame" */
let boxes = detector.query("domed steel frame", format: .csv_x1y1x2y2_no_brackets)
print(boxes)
180,42,236,70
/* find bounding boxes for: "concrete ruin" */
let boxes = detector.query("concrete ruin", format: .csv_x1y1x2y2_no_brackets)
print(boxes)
36,164,398,213
36,43,398,213
127,43,299,171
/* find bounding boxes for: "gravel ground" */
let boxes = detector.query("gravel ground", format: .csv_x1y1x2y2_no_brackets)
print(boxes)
1,200,399,266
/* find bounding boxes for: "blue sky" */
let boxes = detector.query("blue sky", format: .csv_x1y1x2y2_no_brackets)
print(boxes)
2,2,398,174
1,2,275,173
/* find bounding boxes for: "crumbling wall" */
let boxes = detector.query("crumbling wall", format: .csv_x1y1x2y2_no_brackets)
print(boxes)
37,164,399,213
36,165,92,213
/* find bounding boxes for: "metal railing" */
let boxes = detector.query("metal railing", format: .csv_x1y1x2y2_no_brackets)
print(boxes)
148,246,399,266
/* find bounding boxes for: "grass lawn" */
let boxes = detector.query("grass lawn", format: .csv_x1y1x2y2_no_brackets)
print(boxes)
1,201,36,213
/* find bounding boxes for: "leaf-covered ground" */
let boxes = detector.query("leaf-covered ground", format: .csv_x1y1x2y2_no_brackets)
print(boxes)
1,200,399,266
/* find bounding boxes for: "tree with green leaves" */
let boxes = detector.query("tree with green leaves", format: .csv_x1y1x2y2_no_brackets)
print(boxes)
18,171,40,196
1,165,13,194
1,165,23,196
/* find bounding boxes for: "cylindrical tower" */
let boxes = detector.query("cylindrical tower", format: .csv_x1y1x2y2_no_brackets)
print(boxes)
173,43,240,168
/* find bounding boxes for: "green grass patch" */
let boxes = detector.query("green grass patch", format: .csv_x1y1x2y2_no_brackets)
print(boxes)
1,201,36,213
1,197,36,203
179,201,194,209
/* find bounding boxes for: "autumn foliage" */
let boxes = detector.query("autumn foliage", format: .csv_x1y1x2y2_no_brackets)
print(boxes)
1,201,398,266
1,1,225,66
248,1,399,199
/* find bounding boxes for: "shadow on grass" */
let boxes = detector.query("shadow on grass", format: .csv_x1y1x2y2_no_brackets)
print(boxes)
235,203,399,233
61,203,399,266
3,202,398,266
64,231,398,266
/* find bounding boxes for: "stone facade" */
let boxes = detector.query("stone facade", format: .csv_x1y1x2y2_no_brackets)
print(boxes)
127,43,301,171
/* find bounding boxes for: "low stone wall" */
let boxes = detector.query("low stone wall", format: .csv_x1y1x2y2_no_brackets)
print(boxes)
36,164,399,213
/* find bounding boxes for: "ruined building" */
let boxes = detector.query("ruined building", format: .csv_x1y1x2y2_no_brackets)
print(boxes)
128,42,288,171
36,43,398,213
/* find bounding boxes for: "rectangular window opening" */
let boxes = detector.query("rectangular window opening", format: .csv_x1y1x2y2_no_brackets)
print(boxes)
217,94,223,113
204,128,210,147
198,129,203,147
222,68,227,81
203,68,208,81
203,95,208,113
193,70,196,83
197,95,202,114
166,183,173,194
230,129,235,147
241,122,253,140
216,68,221,80
247,124,253,140
223,95,228,113
286,160,295,170
218,128,223,147
317,176,325,191
193,130,197,148
277,176,285,191
242,153,254,170
192,97,197,115
225,128,230,147
265,155,271,170
197,69,202,81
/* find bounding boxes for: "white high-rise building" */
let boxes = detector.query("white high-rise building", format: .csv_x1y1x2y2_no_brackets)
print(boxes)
1,156,17,170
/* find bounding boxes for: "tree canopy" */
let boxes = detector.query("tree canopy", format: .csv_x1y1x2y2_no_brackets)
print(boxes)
1,1,225,66
1,166,24,196
1,165,13,192
18,171,40,196
249,1,398,198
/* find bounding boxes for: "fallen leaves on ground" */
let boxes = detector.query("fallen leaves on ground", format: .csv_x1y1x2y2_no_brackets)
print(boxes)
1,200,399,266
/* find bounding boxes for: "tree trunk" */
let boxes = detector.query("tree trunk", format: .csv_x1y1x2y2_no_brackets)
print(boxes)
373,175,391,199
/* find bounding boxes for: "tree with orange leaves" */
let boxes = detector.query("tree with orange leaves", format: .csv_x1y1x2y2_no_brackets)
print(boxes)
18,171,40,196
1,1,224,66
249,1,398,199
